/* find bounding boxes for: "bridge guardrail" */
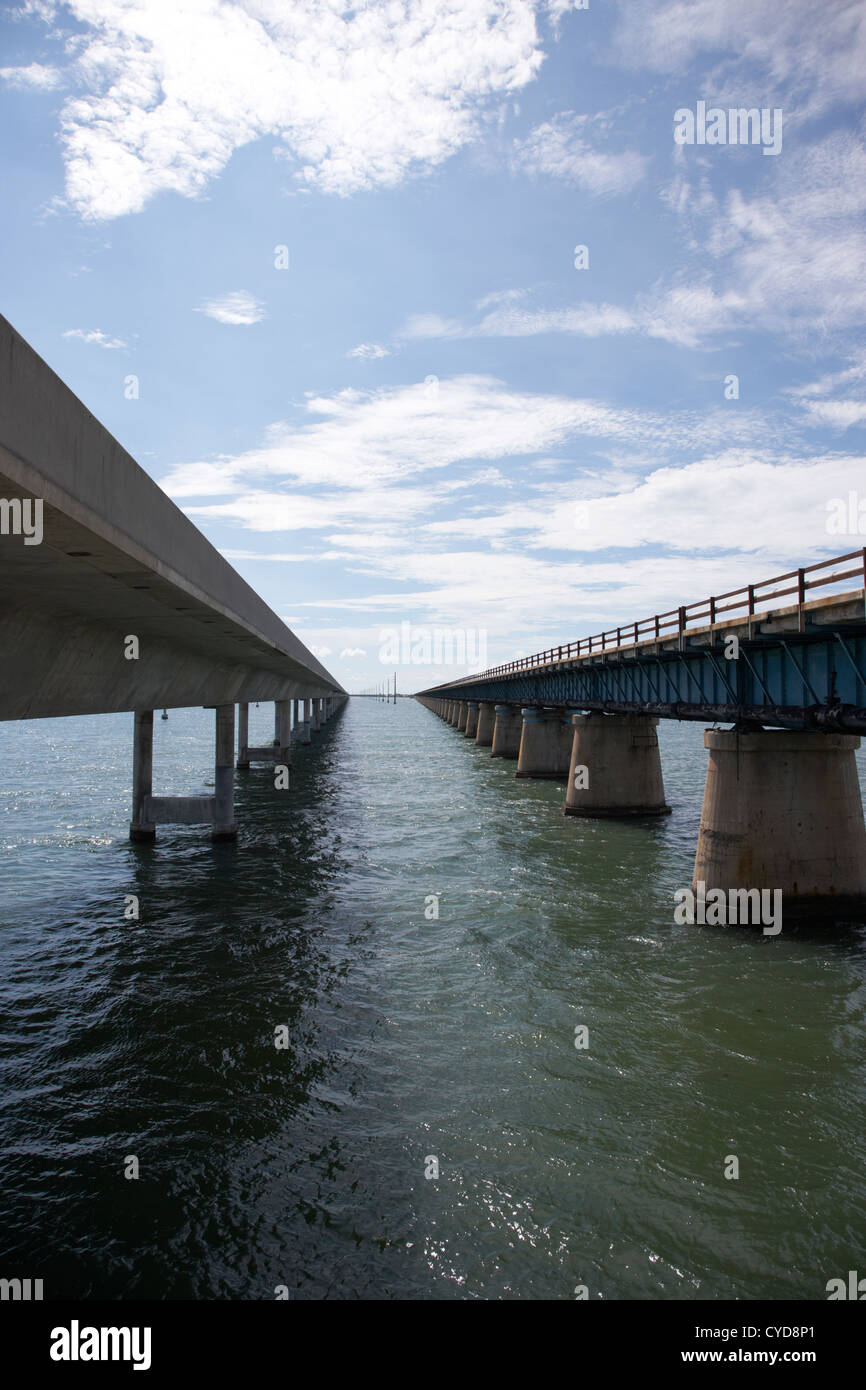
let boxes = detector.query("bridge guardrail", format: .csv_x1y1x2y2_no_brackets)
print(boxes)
470,548,866,681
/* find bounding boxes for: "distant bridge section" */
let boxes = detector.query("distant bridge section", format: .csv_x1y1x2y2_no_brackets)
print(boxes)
418,555,866,917
0,313,343,720
418,552,866,731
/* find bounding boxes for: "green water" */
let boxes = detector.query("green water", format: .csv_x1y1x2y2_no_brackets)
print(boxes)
0,698,864,1298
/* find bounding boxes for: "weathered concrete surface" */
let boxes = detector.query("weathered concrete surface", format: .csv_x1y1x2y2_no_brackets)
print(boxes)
491,704,522,759
693,728,866,903
475,701,495,746
0,314,344,719
564,713,670,816
516,708,573,778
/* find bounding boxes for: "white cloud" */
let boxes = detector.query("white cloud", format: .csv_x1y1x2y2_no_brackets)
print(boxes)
197,291,265,325
219,548,309,562
613,0,866,121
784,354,866,430
546,0,589,28
158,373,862,659
347,342,390,360
287,449,865,643
405,131,866,352
339,647,367,658
651,135,866,348
787,357,866,399
62,326,126,349
400,312,464,341
798,400,866,430
0,62,62,90
400,288,740,348
513,112,648,195
27,0,545,220
482,302,638,338
161,374,777,516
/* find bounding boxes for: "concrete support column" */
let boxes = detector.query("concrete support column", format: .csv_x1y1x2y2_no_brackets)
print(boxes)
296,698,312,744
456,701,468,732
475,701,495,745
237,701,250,770
293,698,302,730
516,707,574,778
130,709,155,841
564,713,670,817
464,702,479,738
491,704,522,759
276,698,292,770
310,698,321,732
693,728,866,910
213,704,237,841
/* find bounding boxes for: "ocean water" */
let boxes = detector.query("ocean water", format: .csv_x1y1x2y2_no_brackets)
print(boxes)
1,698,865,1300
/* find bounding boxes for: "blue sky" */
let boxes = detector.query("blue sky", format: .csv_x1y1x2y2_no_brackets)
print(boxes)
1,0,865,692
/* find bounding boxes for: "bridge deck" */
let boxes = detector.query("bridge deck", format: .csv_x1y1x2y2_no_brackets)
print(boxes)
419,560,866,731
0,314,343,719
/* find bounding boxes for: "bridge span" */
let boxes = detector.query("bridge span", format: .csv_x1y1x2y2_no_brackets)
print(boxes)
417,553,866,922
0,313,346,841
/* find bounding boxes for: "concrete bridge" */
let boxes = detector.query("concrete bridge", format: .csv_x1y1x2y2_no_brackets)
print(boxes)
417,553,866,921
0,313,346,842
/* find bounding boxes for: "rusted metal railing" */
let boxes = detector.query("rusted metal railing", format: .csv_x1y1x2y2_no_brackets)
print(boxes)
469,548,866,682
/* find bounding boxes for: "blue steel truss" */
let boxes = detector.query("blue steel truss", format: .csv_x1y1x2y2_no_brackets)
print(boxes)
419,626,866,732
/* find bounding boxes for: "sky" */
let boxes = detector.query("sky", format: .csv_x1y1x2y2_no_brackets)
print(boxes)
1,0,865,694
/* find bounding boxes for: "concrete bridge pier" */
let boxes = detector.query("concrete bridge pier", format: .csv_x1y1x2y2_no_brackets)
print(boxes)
237,701,250,770
310,698,321,732
294,697,310,742
130,709,156,841
464,701,479,738
564,713,670,817
449,701,459,726
236,699,292,784
456,701,468,732
475,701,496,746
693,728,866,915
491,704,523,759
296,698,312,743
212,705,237,841
276,698,293,776
517,707,574,778
130,704,238,842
